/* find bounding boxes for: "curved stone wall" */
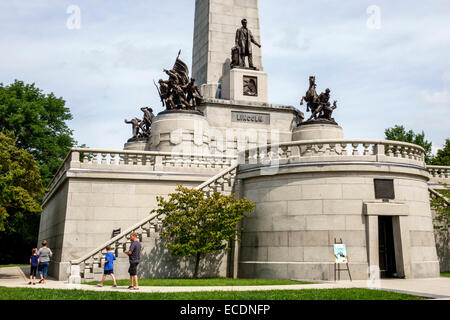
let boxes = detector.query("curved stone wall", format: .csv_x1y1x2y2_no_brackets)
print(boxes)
238,159,440,280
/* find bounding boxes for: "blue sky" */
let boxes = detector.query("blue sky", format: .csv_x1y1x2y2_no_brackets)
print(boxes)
0,0,449,152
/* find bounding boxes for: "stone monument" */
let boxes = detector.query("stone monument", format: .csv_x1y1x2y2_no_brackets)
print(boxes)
37,1,443,282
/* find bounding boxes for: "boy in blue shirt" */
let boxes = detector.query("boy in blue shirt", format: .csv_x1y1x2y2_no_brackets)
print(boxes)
97,245,117,288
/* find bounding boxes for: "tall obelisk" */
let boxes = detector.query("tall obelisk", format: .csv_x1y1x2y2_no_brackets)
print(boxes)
192,0,264,100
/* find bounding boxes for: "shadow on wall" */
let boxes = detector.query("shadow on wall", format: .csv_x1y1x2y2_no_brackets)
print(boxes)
217,58,231,99
435,230,450,272
138,238,226,279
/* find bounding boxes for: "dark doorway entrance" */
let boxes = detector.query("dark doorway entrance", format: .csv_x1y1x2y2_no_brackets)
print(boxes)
378,216,397,278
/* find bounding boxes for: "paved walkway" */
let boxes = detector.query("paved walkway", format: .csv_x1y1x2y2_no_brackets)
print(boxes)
1,267,449,299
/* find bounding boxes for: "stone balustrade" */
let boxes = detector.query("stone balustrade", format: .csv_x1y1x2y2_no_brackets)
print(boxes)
73,148,236,170
45,148,237,202
428,165,450,186
241,139,426,168
196,164,239,196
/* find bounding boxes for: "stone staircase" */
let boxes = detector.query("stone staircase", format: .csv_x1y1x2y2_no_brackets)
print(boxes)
429,187,450,205
68,164,238,283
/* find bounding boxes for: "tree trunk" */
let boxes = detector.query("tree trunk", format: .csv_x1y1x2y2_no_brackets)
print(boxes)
193,252,201,279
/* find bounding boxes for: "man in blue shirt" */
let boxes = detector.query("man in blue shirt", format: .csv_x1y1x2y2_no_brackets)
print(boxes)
97,245,117,288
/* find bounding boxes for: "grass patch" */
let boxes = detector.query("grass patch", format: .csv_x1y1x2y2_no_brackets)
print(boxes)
0,264,28,268
85,278,311,287
0,287,424,300
441,272,450,278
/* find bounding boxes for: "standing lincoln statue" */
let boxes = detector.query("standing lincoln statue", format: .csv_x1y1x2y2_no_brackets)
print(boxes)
234,18,261,69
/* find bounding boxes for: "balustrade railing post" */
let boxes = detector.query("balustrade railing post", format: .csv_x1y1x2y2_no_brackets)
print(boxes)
70,150,81,168
375,143,385,156
352,143,359,156
101,153,107,165
154,155,164,171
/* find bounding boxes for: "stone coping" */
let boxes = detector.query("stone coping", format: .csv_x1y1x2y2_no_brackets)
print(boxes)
155,110,206,119
237,160,430,181
201,97,297,112
43,148,238,206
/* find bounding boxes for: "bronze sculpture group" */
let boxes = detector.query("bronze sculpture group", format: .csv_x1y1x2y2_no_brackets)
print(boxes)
124,19,340,141
124,107,155,141
156,51,203,111
300,76,338,124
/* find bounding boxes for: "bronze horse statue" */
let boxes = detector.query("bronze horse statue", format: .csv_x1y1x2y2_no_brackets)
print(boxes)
300,76,321,121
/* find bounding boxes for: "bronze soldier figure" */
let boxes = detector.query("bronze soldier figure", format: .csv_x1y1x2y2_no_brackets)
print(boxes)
140,107,155,135
172,83,191,109
124,118,141,140
183,78,203,109
309,88,331,121
158,79,175,110
322,101,337,122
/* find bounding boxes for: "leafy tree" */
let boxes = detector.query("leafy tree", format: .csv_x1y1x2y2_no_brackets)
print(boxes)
0,132,45,263
431,139,450,166
384,125,433,164
431,188,449,232
0,80,76,186
153,185,255,279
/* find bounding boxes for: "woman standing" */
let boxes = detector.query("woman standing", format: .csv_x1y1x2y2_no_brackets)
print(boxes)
38,240,52,284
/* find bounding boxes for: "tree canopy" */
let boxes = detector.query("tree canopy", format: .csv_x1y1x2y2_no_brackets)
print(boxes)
0,131,45,232
153,185,255,278
384,125,433,164
0,80,76,186
431,139,450,166
0,131,45,263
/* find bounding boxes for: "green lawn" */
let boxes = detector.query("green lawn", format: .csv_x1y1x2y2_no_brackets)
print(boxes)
0,287,424,300
441,272,450,278
85,278,311,287
0,264,28,268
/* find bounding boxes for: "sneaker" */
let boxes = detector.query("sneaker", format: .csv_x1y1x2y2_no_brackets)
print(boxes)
128,286,134,289
112,285,117,288
33,283,36,285
133,287,139,290
28,282,32,285
96,284,103,288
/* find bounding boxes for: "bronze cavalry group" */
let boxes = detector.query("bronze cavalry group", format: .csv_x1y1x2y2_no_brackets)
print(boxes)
300,76,338,124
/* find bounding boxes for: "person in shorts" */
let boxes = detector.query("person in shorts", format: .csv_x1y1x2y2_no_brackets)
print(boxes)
29,248,39,285
38,240,52,284
125,232,141,290
96,245,117,288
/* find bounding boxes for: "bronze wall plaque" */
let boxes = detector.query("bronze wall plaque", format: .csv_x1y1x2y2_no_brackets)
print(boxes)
243,76,258,96
374,179,395,200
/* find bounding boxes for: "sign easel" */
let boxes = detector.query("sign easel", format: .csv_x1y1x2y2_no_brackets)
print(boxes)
334,238,352,281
